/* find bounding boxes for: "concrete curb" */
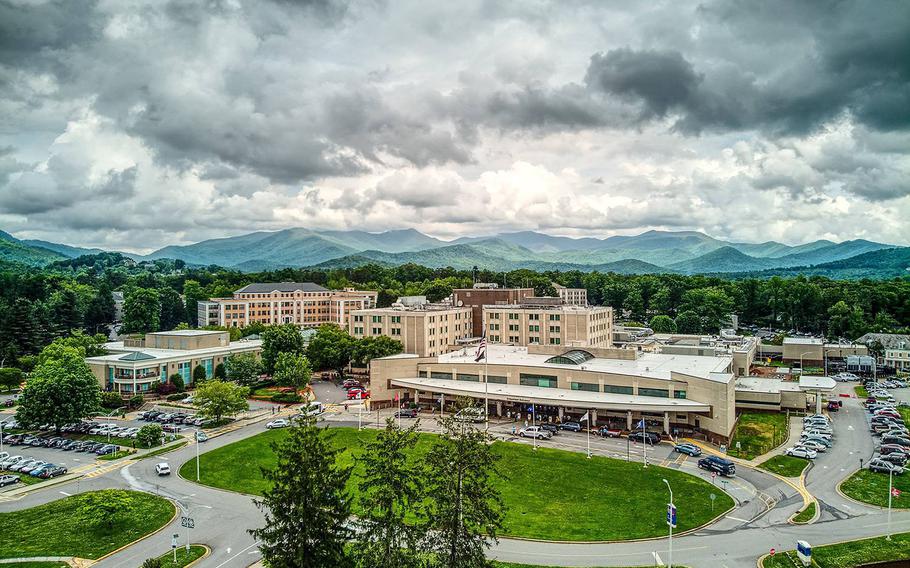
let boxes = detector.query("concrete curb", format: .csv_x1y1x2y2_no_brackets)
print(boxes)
835,472,910,511
184,544,211,568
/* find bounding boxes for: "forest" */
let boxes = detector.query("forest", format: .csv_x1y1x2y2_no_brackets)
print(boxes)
0,251,907,370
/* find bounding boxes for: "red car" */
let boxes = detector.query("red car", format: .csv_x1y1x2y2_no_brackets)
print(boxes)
597,427,623,438
347,389,370,400
343,380,362,389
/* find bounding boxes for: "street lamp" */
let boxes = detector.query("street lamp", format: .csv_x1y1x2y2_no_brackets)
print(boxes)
177,500,212,554
195,428,201,481
799,351,814,376
663,478,674,568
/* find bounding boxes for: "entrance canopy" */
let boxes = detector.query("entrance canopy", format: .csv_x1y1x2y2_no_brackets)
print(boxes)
391,377,711,413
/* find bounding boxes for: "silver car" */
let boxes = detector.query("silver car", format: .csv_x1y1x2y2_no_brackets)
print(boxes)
518,426,552,440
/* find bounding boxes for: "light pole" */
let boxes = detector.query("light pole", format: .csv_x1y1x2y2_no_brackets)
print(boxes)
195,429,201,482
888,468,894,540
177,500,212,553
1,421,4,455
663,478,674,568
799,351,813,376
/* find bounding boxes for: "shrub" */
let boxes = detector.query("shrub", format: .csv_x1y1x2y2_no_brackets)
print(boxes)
141,558,162,568
192,365,207,385
100,390,124,409
166,393,188,402
129,394,144,409
271,392,303,404
155,382,177,395
214,363,226,380
171,374,185,392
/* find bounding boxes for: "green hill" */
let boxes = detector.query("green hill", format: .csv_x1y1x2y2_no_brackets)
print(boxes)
0,234,66,266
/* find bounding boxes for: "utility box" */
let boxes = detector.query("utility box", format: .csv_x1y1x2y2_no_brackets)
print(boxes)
796,540,812,567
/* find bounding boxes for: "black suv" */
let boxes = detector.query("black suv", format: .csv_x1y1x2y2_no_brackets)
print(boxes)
558,421,582,432
697,455,736,477
628,431,661,445
394,409,418,418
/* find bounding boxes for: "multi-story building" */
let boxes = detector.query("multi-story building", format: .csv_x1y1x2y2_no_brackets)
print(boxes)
198,283,377,329
482,304,613,349
452,284,534,336
349,300,473,358
858,333,910,372
553,283,587,306
85,330,262,395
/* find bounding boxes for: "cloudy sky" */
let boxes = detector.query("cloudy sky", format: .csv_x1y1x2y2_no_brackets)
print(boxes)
1,0,909,253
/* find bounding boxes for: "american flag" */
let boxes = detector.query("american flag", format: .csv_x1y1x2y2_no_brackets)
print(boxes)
474,330,487,362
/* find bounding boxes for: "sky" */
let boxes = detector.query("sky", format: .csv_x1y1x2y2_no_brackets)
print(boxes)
1,0,909,253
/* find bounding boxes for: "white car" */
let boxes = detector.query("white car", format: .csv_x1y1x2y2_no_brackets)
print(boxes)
800,439,827,453
266,419,289,429
155,463,171,476
517,426,552,440
785,446,818,459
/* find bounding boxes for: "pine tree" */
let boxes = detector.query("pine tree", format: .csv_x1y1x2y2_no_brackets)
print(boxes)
355,419,424,568
422,417,504,568
250,419,353,568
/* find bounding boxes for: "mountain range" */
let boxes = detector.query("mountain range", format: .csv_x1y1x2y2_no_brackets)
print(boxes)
1,227,907,279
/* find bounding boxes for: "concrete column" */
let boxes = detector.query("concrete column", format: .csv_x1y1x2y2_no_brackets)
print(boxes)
627,410,633,430
440,393,445,413
413,389,418,403
592,410,598,427
496,401,502,416
558,407,564,420
663,411,670,435
815,392,822,414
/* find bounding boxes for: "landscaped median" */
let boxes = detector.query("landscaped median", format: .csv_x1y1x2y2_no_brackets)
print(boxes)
149,544,207,567
761,532,910,567
180,426,735,542
0,490,174,560
727,412,789,460
840,469,910,508
758,454,810,478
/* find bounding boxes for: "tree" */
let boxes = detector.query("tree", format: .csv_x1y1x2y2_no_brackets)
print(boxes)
100,390,124,409
674,310,701,334
158,287,186,331
422,417,504,568
225,353,262,386
42,330,108,360
250,418,353,568
122,287,160,334
0,367,23,392
274,352,312,397
192,364,207,385
171,373,185,392
16,345,101,433
183,279,207,326
50,288,83,337
306,324,355,378
827,301,866,340
355,419,424,568
85,281,116,336
261,323,305,373
194,380,250,423
214,362,227,380
141,558,163,568
648,315,677,334
352,336,404,368
137,423,163,447
78,489,138,530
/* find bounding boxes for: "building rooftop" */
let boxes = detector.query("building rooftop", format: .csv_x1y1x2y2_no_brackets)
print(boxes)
86,339,262,364
783,337,824,345
147,329,225,337
235,282,328,294
856,333,910,350
436,345,733,383
735,377,802,394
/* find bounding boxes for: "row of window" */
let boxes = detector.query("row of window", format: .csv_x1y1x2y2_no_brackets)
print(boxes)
488,312,563,321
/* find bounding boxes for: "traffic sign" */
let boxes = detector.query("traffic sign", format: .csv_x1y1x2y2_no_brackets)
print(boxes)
181,516,195,529
666,503,677,528
892,488,901,498
711,471,717,479
171,534,178,548
770,548,776,556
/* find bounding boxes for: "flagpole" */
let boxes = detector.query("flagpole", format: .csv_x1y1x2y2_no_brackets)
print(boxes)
586,409,591,459
888,469,893,540
642,419,648,468
484,345,489,432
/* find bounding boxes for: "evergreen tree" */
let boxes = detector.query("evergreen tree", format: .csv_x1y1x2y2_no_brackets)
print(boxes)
250,419,353,568
183,280,207,327
85,281,116,335
422,417,504,568
51,288,83,336
355,419,424,568
9,298,44,356
159,287,186,331
122,287,160,334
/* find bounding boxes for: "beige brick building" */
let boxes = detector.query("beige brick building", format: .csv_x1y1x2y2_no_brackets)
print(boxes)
482,304,613,349
349,304,473,358
198,282,377,329
452,285,535,336
553,283,588,306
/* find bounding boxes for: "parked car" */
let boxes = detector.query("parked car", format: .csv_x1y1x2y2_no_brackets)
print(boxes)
697,455,736,477
9,459,36,472
629,431,661,445
518,426,552,439
802,436,832,448
195,431,208,442
882,435,910,448
800,439,827,453
0,456,23,469
869,458,905,475
394,408,418,418
155,463,171,476
540,423,559,435
36,466,67,479
162,424,182,434
597,427,623,438
785,446,818,459
19,461,47,474
558,421,582,432
880,453,909,466
0,474,19,486
880,444,910,455
266,419,289,429
674,443,702,456
827,401,841,412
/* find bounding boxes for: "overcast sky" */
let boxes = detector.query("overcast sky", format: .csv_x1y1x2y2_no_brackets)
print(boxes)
1,0,908,253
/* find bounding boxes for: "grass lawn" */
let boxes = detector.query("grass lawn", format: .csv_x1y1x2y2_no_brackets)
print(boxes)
98,449,136,461
135,439,188,460
762,532,910,567
0,469,46,486
728,412,789,460
154,544,206,567
791,501,816,523
182,427,734,541
840,469,910,508
1,563,69,568
758,454,810,478
0,490,174,559
855,385,869,397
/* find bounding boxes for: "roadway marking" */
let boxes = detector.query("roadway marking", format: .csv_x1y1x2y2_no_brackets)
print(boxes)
726,516,750,522
59,491,71,496
214,541,259,568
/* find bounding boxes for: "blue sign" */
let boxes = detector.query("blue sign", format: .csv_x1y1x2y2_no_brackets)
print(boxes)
667,504,677,528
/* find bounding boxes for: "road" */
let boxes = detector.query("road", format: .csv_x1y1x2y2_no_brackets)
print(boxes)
1,380,906,568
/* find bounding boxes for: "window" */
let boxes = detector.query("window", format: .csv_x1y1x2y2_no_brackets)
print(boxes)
391,316,401,323
354,315,364,322
487,375,507,384
372,315,382,323
548,337,561,345
639,388,669,398
604,385,633,395
490,335,501,342
391,328,401,335
529,325,540,332
353,326,364,334
508,335,519,343
509,324,519,331
549,314,561,321
372,327,382,334
529,314,539,320
430,371,453,380
674,390,687,399
457,373,480,382
571,382,599,392
490,323,499,331
520,373,557,388
508,313,518,320
549,326,560,333
419,370,429,378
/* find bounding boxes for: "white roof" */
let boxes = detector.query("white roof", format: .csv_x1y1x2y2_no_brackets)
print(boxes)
86,339,262,365
438,345,733,384
391,377,711,413
783,337,823,345
798,375,838,391
736,377,802,394
148,329,224,337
